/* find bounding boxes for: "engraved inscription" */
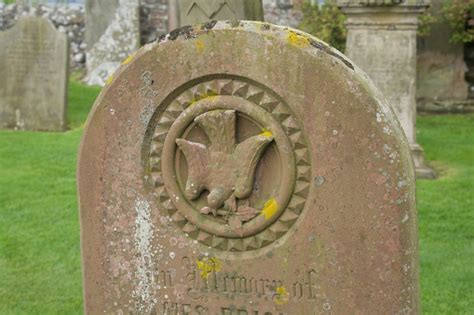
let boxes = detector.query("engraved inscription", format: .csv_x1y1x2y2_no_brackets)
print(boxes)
153,302,207,315
5,38,58,81
151,257,323,307
221,308,287,315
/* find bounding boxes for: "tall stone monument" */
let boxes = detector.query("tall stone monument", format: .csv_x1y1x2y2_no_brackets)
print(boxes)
78,22,419,314
175,0,264,27
85,0,140,86
0,16,68,131
338,0,436,179
417,0,469,108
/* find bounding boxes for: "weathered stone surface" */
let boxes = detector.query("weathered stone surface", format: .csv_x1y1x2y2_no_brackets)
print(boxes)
175,0,264,27
0,16,68,131
339,4,436,179
85,0,140,86
78,21,418,314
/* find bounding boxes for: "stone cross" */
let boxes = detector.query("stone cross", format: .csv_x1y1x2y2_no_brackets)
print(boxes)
337,0,436,179
85,0,140,86
78,21,419,314
0,16,68,131
174,0,264,27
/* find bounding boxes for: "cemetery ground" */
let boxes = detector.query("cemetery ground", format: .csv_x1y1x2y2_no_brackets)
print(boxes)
0,81,472,314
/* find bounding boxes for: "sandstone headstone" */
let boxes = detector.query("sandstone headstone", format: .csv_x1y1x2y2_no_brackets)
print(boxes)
78,22,419,314
0,16,68,131
175,0,264,27
338,0,436,179
85,0,140,86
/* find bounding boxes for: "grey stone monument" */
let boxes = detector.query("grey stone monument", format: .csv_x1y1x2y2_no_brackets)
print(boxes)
417,0,469,109
85,0,140,86
0,16,68,131
175,0,264,27
338,0,436,179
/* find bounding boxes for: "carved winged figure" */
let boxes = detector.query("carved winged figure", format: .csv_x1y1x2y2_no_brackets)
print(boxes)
176,110,273,222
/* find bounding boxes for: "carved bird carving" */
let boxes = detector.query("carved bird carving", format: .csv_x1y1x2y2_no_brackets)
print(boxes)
176,110,273,219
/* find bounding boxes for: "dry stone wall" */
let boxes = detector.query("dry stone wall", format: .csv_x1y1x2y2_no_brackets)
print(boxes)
0,0,304,70
263,0,303,28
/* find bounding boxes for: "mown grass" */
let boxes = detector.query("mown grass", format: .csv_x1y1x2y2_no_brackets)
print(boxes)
0,82,472,314
417,114,474,314
0,81,100,315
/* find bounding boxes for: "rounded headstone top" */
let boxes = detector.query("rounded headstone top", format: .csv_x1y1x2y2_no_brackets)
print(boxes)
79,21,418,315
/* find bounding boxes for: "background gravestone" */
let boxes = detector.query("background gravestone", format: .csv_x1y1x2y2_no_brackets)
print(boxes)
85,0,140,86
174,0,264,27
417,0,469,108
78,21,419,314
0,16,68,131
338,0,436,179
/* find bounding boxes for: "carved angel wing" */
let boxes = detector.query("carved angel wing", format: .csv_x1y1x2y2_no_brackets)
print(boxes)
233,133,274,199
175,139,209,200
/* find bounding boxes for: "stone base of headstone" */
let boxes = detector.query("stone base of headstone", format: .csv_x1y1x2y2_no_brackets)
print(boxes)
411,143,436,179
339,4,436,180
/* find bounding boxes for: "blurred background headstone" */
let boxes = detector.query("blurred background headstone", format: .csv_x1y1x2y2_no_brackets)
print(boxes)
0,16,68,131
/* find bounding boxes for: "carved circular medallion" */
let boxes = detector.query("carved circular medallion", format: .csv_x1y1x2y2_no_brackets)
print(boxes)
146,76,311,251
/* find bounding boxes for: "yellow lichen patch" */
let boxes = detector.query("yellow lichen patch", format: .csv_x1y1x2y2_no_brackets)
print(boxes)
205,94,218,100
260,129,273,138
194,39,205,53
196,256,221,279
189,94,219,107
105,74,114,85
261,198,279,220
122,53,135,65
287,31,310,48
274,286,290,305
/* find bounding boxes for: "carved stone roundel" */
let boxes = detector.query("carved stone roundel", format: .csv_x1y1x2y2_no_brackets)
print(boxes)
147,76,311,251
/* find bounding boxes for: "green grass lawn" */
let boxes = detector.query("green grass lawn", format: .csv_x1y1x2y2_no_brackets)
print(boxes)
0,82,472,314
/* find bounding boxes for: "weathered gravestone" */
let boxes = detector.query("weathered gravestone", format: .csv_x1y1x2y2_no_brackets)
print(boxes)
78,21,419,314
174,0,264,27
337,0,436,179
0,16,68,131
85,0,140,86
